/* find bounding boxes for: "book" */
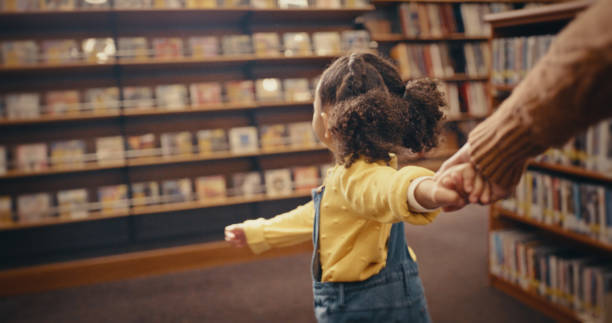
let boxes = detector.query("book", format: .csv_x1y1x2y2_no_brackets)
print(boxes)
225,80,255,104
160,131,193,156
315,0,339,8
265,168,292,196
278,0,307,8
221,35,252,55
188,36,219,58
1,0,40,11
131,181,160,206
341,30,371,53
113,0,153,8
283,32,312,56
41,39,79,64
232,172,263,197
126,133,156,158
0,196,12,223
255,78,282,102
197,129,228,153
222,0,248,7
98,184,129,212
17,193,51,222
229,126,258,153
288,121,316,147
190,82,222,106
117,37,149,60
81,38,116,63
79,0,111,9
260,124,287,150
57,188,88,219
0,146,6,175
152,37,184,59
283,78,312,102
122,86,154,110
5,93,40,119
50,139,86,167
1,41,38,66
42,0,75,11
253,33,281,56
44,90,80,115
195,175,226,199
251,0,274,8
161,178,192,203
186,0,217,8
155,84,188,110
344,0,368,8
155,0,185,8
96,136,125,164
292,166,320,192
312,32,341,56
16,143,48,171
84,87,120,112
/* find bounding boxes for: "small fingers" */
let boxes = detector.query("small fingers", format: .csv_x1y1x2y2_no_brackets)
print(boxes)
469,175,484,203
480,181,491,204
462,165,476,194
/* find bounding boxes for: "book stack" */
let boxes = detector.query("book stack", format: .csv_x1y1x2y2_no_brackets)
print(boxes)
491,34,556,86
439,82,489,118
490,229,612,323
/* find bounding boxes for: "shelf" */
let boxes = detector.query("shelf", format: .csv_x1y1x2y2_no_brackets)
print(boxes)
372,33,489,42
527,161,612,183
489,274,582,323
404,74,489,82
0,111,121,126
250,7,373,21
1,161,126,179
492,84,516,92
485,0,593,28
0,208,130,231
0,61,115,75
493,206,612,253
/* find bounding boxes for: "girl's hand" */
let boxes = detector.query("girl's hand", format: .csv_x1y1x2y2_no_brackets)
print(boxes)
413,177,467,212
224,224,247,248
436,163,492,210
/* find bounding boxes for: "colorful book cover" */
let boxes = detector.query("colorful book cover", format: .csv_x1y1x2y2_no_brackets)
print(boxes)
126,133,156,158
292,166,320,192
251,0,274,8
259,124,287,150
41,39,79,64
288,122,316,147
96,136,125,164
84,87,120,112
79,0,111,9
44,90,80,115
81,38,116,63
190,82,222,106
57,188,88,219
155,84,188,110
278,0,307,8
253,33,281,56
232,172,263,197
229,126,258,153
98,184,129,212
195,175,226,199
42,0,75,10
162,178,192,203
152,38,184,59
1,0,40,11
17,193,51,222
222,0,248,8
160,131,193,156
117,37,149,60
131,181,160,206
221,35,252,56
0,196,12,223
265,168,292,197
283,78,312,102
50,139,86,167
113,0,153,8
314,0,339,8
0,146,6,175
255,78,282,102
341,30,371,53
16,143,48,171
1,41,38,66
283,32,312,56
225,80,254,104
122,86,153,110
312,32,341,56
156,0,185,8
5,93,40,119
186,0,217,8
197,129,228,153
188,36,219,58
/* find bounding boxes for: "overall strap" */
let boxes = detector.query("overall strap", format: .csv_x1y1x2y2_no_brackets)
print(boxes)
311,186,325,282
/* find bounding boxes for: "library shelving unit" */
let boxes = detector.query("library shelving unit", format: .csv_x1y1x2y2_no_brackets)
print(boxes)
485,1,605,322
0,5,379,294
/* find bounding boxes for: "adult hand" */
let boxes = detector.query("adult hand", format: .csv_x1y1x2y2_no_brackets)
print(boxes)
437,143,471,175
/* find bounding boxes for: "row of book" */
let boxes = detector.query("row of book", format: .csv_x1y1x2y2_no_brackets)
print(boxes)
499,170,612,244
0,78,315,119
535,119,612,175
397,3,521,38
0,0,368,11
440,81,489,118
1,31,370,66
390,42,489,79
0,121,319,173
0,163,331,223
489,229,611,323
491,35,556,86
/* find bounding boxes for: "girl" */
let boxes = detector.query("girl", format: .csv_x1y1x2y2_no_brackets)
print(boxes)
225,52,465,322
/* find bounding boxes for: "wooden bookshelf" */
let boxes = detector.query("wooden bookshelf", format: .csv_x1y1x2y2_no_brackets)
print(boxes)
372,0,560,4
122,100,312,117
0,208,130,231
0,110,121,126
1,161,126,179
485,0,593,28
527,161,612,183
372,33,489,42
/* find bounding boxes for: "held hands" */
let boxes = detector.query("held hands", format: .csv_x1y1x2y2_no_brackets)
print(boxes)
224,224,247,248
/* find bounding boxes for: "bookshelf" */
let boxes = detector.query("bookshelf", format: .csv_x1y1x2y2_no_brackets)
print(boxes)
485,2,609,322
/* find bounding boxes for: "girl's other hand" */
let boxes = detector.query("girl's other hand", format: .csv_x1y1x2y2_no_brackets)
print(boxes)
224,224,247,248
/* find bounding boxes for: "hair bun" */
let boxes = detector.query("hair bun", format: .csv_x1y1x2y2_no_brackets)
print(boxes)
403,78,438,101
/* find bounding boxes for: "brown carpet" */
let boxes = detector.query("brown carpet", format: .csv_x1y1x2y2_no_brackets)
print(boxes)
0,205,552,323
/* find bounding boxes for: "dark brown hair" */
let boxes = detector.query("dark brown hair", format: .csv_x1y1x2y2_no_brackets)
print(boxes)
318,52,446,166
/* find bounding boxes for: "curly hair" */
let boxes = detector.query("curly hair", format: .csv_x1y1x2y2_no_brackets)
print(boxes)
318,52,446,167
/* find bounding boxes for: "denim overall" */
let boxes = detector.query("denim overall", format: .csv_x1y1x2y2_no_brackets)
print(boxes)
311,187,431,323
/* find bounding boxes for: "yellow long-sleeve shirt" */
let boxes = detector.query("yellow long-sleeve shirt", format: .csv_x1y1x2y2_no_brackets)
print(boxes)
241,156,439,282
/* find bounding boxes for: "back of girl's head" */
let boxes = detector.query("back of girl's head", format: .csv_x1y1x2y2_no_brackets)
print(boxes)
318,52,446,166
